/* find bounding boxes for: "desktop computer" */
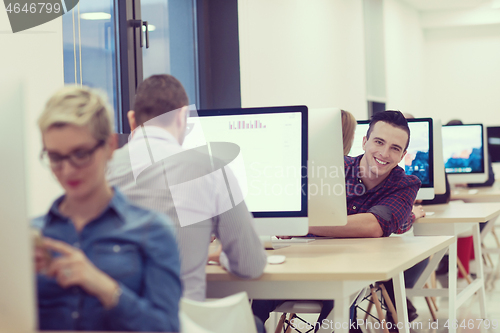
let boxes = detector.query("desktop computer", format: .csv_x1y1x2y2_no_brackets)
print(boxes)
442,124,489,184
182,106,347,247
432,119,447,195
487,126,500,163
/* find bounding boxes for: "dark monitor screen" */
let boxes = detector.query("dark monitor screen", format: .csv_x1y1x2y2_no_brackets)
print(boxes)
442,124,485,174
487,126,500,163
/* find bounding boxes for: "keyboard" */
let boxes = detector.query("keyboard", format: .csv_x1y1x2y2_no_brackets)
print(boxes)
272,237,316,243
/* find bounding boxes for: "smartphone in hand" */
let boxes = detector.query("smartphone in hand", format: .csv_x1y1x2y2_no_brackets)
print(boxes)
32,229,52,274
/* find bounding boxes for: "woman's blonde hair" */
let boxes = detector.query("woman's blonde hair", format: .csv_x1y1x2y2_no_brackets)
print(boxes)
341,110,357,156
38,86,113,142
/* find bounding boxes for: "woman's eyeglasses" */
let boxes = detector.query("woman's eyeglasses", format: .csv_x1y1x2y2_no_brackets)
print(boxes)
40,140,105,170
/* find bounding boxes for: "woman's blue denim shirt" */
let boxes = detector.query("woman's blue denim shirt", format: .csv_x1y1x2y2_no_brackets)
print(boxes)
32,188,181,332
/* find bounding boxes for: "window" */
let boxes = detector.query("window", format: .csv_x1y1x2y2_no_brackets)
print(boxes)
62,0,199,133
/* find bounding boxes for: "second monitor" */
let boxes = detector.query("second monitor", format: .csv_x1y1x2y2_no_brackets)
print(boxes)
442,123,488,184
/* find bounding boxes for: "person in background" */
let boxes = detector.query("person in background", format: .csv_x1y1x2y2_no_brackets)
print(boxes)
341,109,357,156
106,74,267,332
33,86,181,332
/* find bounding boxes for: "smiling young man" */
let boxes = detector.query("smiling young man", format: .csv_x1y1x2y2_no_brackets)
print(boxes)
309,110,421,238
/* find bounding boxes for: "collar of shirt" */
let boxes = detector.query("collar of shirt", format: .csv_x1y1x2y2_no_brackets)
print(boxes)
130,126,179,146
345,155,420,195
127,126,182,181
45,187,127,226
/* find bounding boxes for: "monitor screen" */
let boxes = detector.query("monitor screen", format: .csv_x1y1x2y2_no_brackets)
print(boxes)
442,124,485,174
348,119,434,188
182,106,308,218
487,126,500,163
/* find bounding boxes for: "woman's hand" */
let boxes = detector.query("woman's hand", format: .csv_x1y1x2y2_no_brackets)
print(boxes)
42,238,119,308
412,205,426,219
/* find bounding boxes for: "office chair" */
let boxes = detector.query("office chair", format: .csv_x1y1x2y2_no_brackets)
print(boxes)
180,292,257,333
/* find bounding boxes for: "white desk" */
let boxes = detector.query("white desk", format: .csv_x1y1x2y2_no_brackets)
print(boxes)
450,187,500,255
450,186,500,203
207,237,454,333
411,202,500,333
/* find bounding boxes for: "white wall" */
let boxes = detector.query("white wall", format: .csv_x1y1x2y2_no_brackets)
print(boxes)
384,0,426,117
238,0,368,120
0,14,64,217
384,1,500,125
424,24,500,125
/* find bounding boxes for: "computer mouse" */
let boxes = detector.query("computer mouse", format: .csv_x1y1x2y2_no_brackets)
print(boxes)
267,255,286,265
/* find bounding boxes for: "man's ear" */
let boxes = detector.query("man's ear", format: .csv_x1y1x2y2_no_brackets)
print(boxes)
362,136,367,151
181,106,189,120
400,150,407,162
177,106,189,126
127,110,137,132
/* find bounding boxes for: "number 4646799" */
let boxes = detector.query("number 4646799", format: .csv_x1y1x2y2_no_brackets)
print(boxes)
444,319,498,330
6,3,62,14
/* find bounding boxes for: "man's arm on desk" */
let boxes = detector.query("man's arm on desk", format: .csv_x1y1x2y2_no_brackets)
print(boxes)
308,213,383,238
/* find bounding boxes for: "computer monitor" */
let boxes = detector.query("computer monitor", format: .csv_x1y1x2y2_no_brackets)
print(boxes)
183,106,308,237
182,106,348,240
433,119,446,195
487,126,500,163
442,124,489,184
348,118,435,200
0,82,37,332
307,108,347,227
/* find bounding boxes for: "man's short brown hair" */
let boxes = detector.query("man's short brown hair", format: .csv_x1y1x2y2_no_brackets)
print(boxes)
134,74,189,126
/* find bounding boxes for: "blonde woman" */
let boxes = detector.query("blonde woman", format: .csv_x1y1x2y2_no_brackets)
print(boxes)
341,109,357,155
33,86,181,332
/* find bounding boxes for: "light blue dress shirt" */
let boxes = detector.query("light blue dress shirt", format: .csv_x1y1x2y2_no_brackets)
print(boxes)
107,127,267,301
32,188,181,332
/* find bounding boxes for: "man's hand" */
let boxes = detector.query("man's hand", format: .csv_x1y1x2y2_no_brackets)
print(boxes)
412,205,426,219
308,213,383,238
207,242,222,264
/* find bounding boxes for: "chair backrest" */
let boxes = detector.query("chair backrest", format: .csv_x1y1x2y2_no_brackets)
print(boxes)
180,292,257,333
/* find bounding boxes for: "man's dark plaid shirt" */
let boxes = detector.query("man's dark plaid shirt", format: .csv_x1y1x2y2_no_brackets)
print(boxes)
344,155,421,236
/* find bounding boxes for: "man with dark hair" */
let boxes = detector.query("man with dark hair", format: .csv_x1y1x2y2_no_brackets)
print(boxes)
253,111,422,330
132,74,189,127
107,74,267,305
309,110,421,238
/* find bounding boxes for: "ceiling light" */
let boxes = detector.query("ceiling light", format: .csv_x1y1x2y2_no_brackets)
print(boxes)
80,12,111,20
